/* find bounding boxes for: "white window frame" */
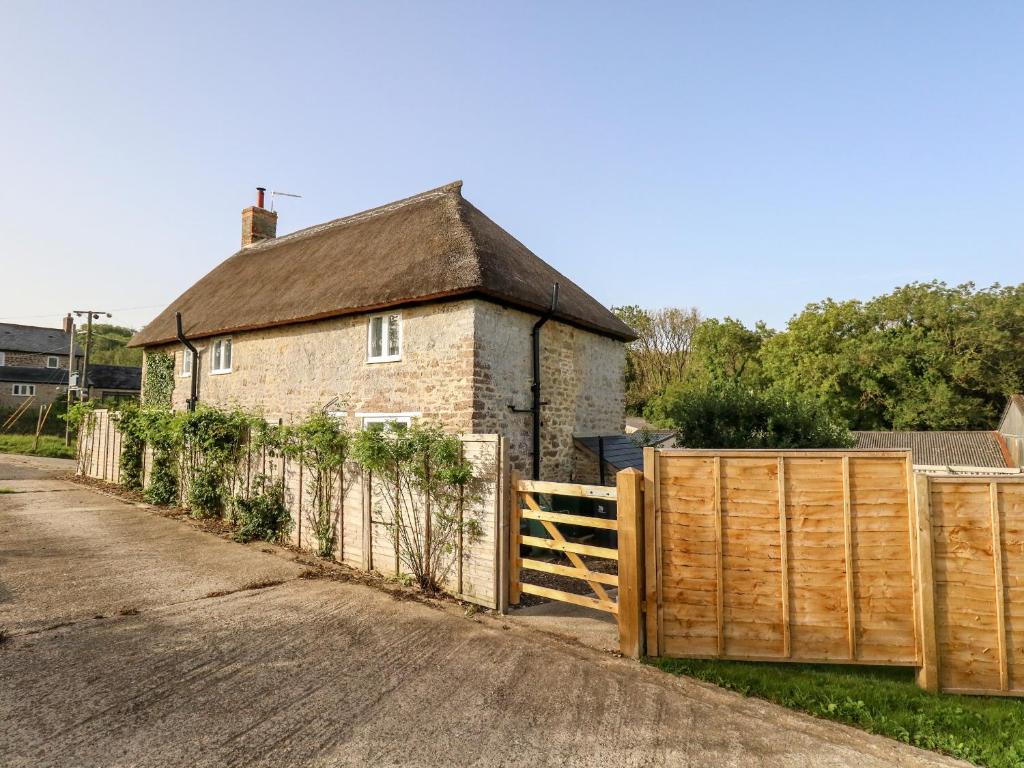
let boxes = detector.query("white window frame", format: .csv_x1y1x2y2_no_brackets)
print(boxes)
12,384,35,397
210,337,232,375
181,347,193,377
357,411,419,429
46,355,59,369
366,312,402,363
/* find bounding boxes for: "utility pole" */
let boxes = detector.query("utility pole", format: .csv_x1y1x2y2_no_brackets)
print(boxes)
64,314,76,446
73,310,111,404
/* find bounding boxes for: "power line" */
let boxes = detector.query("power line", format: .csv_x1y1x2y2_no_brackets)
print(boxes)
0,303,162,321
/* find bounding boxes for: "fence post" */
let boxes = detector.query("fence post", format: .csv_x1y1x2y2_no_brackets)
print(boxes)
508,470,522,605
914,473,940,693
617,467,645,658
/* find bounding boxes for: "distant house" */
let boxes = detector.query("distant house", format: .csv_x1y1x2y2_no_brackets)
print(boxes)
128,182,635,481
0,321,81,409
0,321,141,409
997,395,1024,466
85,365,143,403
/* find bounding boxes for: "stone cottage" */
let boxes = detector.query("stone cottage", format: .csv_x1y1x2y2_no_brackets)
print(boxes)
129,182,634,480
0,321,80,409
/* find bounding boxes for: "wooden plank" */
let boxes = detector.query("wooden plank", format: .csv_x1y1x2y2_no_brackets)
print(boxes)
914,473,939,693
516,478,617,500
842,456,856,660
643,446,660,656
520,507,618,530
520,491,614,601
519,557,618,586
990,482,1009,692
519,582,618,614
778,456,791,658
714,456,724,657
508,471,522,605
658,449,913,459
496,437,510,614
519,535,619,561
617,468,645,658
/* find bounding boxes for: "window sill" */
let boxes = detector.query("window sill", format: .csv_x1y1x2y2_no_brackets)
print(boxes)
366,356,402,364
210,369,232,376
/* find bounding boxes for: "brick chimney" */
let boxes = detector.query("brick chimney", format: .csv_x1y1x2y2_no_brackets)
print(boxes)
241,187,278,247
62,313,74,334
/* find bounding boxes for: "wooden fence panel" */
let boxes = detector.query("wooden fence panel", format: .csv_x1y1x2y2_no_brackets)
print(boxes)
652,450,918,666
929,477,1024,696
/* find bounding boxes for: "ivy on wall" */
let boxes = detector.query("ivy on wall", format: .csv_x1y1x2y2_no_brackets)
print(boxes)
142,352,175,408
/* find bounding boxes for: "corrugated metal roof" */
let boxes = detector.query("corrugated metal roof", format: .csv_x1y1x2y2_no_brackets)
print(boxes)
853,430,1009,468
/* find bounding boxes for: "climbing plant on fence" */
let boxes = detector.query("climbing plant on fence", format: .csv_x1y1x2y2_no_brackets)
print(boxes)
111,403,146,490
284,413,354,558
142,352,175,407
353,422,485,591
176,406,252,519
139,408,178,505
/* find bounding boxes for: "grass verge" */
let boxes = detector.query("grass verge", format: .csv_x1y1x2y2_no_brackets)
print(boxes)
647,657,1024,767
0,434,76,460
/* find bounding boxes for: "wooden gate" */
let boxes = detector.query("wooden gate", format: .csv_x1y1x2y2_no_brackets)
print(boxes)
508,470,644,657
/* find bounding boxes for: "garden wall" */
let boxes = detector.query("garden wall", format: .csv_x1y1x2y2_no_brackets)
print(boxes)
78,410,507,609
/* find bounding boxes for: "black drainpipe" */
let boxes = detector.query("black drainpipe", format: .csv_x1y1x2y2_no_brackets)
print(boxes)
530,283,559,479
175,312,199,411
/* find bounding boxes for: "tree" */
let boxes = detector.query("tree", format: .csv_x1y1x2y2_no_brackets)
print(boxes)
760,282,1024,430
613,305,701,413
646,379,854,449
687,317,773,386
76,324,142,366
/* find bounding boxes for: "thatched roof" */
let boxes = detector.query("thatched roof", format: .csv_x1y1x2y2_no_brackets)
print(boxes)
130,182,635,347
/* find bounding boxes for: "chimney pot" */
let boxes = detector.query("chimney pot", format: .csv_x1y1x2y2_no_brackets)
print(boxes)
256,187,266,209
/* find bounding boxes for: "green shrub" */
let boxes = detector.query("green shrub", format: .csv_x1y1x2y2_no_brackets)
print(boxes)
112,403,146,490
139,408,178,505
234,477,292,543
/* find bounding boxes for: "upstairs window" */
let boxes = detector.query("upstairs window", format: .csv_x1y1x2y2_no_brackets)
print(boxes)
211,338,232,374
367,313,401,362
181,347,193,376
12,384,35,396
46,356,59,368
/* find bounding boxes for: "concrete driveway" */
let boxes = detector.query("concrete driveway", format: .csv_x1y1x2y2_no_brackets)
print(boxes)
0,454,968,768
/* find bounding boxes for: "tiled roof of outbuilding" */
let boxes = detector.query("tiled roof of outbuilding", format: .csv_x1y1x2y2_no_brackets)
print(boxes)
853,430,1010,468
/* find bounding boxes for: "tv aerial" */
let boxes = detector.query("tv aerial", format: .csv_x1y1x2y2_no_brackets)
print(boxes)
270,190,302,212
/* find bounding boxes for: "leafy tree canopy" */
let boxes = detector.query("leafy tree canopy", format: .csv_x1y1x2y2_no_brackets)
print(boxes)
626,281,1024,436
76,324,142,366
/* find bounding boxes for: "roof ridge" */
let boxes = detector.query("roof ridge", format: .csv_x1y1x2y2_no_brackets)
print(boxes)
242,180,464,254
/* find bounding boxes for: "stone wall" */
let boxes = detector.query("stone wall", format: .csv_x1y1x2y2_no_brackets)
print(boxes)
0,382,65,409
2,352,72,369
146,298,626,483
471,301,625,480
150,300,478,432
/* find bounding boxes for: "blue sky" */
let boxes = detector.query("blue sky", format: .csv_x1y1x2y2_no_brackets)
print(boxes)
1,2,1020,332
